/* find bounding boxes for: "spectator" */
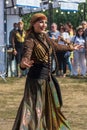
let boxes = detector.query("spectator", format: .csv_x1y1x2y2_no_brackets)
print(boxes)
81,21,87,72
7,22,18,77
48,23,60,39
12,21,26,77
9,23,18,46
64,22,74,75
71,25,86,76
47,23,60,74
57,24,71,77
81,21,87,38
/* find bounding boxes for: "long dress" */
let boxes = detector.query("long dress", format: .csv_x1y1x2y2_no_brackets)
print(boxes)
12,32,73,130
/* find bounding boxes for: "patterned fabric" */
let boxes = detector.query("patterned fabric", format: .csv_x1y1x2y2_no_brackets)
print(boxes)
12,77,71,130
34,43,49,63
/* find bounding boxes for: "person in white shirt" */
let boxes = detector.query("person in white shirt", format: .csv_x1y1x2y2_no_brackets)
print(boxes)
47,23,60,73
48,23,60,39
57,24,71,77
71,26,86,76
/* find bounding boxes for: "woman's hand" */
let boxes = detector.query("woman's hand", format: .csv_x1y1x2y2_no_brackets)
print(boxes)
13,49,17,55
58,36,62,41
73,44,84,50
20,58,34,68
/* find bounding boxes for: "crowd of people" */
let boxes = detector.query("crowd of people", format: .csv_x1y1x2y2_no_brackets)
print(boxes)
7,15,87,78
47,21,87,77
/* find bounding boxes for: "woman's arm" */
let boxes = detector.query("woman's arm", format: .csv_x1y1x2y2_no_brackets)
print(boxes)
51,38,83,52
20,39,34,69
53,40,74,51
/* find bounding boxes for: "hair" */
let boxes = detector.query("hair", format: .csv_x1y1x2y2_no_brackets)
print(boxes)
59,24,65,31
51,23,57,27
76,27,84,38
18,21,24,26
13,23,18,27
66,22,73,29
81,21,87,25
30,13,47,25
26,13,47,37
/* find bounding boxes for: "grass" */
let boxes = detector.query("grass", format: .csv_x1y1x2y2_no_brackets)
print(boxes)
0,75,87,130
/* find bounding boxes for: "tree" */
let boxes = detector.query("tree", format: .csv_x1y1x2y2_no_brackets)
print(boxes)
21,1,87,30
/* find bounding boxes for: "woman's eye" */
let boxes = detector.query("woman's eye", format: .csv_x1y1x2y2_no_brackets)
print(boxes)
39,21,47,24
39,20,43,23
45,22,48,24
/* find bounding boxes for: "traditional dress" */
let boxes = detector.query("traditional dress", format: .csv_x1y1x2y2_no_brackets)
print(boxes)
12,32,73,130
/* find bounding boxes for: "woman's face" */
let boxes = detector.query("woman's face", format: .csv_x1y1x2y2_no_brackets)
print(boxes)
60,26,64,33
78,29,83,36
33,19,47,33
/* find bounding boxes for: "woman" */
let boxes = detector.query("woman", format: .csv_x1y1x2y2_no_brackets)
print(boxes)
71,25,86,76
64,22,74,76
12,13,82,130
56,24,71,77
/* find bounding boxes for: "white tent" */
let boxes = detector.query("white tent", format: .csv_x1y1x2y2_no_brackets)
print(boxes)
0,0,6,81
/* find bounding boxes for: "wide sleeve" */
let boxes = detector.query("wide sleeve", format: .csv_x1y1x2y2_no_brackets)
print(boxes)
52,40,74,52
45,34,74,52
21,38,34,61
